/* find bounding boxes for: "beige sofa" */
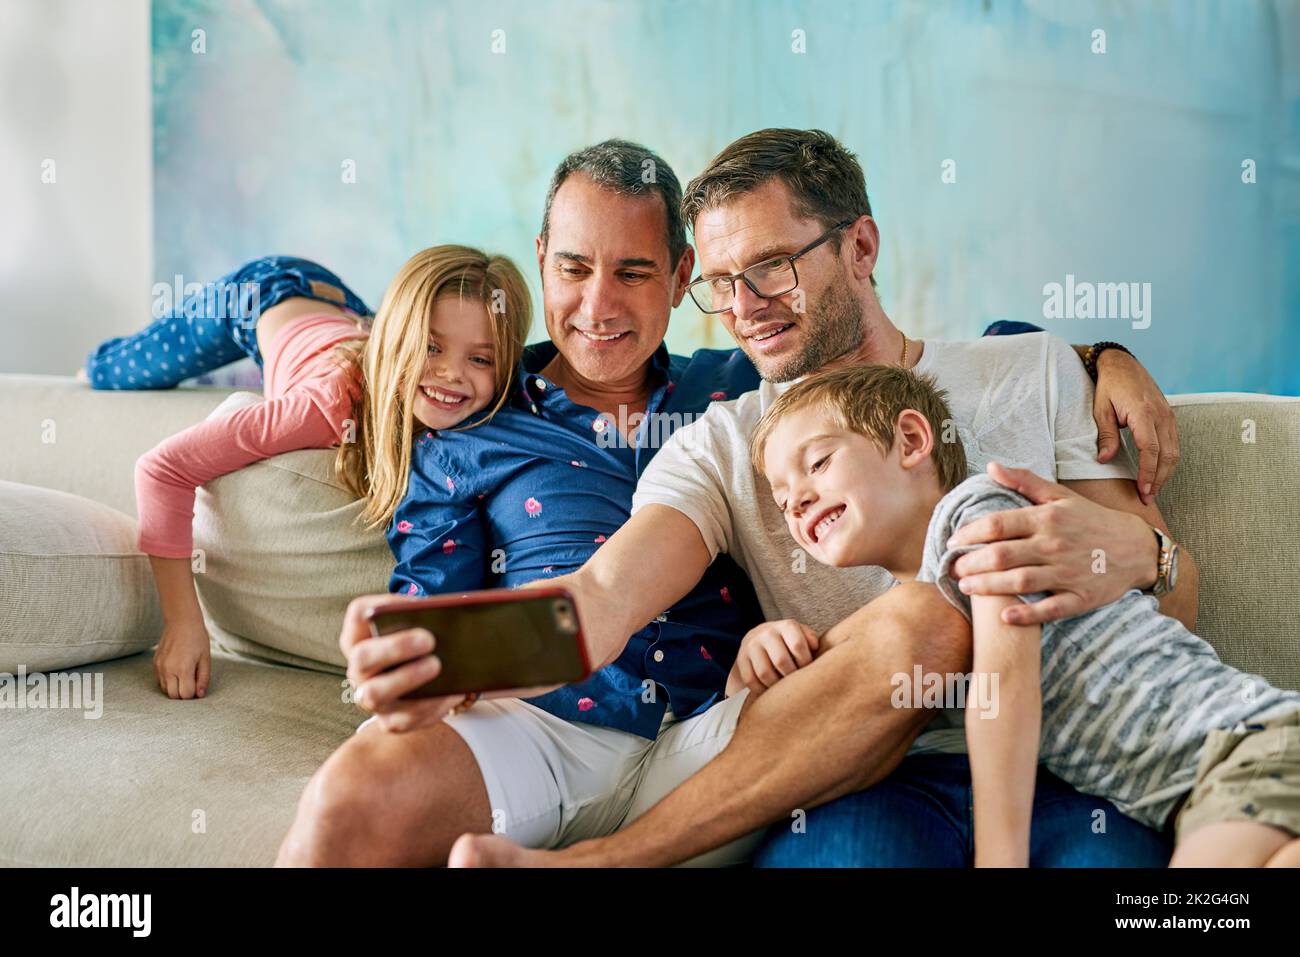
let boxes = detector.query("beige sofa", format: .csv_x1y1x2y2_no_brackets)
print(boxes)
1,373,1298,866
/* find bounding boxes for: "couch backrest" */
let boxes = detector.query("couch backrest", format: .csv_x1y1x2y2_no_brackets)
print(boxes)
0,375,1296,689
1156,394,1300,690
0,374,235,517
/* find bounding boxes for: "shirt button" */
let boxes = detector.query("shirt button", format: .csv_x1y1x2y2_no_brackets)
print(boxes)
655,615,667,622
535,378,546,390
653,650,665,663
592,417,607,433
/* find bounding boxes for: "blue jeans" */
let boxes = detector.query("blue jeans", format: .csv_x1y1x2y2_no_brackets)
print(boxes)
754,753,1172,867
87,256,370,390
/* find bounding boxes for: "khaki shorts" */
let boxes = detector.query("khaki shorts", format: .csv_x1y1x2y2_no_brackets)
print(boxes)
1174,708,1300,842
441,689,764,866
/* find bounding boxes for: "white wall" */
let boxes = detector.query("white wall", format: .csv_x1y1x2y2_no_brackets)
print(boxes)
0,0,151,375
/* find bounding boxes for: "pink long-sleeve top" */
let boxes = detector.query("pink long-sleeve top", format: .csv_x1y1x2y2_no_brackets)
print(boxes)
135,313,367,558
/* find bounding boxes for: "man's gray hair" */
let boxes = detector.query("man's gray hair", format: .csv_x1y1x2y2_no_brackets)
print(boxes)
539,139,688,268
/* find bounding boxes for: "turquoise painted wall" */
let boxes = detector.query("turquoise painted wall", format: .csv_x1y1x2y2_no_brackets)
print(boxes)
153,0,1300,394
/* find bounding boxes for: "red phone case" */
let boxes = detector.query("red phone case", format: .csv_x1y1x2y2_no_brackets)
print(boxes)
362,587,593,696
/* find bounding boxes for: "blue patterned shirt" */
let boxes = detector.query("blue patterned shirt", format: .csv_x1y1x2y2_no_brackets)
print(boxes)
388,340,766,739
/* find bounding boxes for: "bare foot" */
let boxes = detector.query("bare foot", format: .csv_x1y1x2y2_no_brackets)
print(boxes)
447,833,577,868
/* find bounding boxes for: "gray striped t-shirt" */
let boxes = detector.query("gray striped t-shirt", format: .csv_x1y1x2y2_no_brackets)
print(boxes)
918,473,1300,830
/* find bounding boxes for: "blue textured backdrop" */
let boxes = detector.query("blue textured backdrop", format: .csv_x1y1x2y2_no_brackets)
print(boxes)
153,0,1300,394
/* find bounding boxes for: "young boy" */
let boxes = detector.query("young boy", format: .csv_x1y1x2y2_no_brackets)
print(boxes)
736,362,1300,867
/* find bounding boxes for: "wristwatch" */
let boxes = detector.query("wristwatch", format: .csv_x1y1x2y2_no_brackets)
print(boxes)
1149,526,1180,596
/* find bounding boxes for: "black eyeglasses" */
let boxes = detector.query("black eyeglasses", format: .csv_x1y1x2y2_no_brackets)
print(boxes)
686,220,853,314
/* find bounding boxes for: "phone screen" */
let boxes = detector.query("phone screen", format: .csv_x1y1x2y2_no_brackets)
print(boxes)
370,593,587,697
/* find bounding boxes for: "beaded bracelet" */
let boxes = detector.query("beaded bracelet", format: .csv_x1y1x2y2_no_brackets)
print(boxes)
1084,340,1134,383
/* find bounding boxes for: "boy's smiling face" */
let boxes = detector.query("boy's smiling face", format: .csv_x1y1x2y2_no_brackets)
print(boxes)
760,403,938,572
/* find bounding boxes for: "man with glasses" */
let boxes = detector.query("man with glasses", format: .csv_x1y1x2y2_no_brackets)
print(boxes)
286,131,1186,868
689,219,854,315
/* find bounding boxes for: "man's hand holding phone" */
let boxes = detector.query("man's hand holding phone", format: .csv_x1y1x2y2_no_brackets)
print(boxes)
340,588,593,734
341,595,465,734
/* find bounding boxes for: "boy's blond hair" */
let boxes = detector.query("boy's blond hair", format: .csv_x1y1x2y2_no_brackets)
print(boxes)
334,244,532,529
749,364,968,492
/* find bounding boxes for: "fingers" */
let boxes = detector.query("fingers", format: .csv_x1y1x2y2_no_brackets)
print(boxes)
1125,412,1162,504
1094,395,1122,463
157,661,202,700
735,620,819,696
762,633,800,677
155,653,183,700
1110,401,1179,504
347,628,435,685
751,627,811,687
735,654,751,690
801,623,821,651
779,623,817,668
354,655,442,713
748,646,784,688
983,462,1039,499
740,647,774,694
736,654,764,698
1001,592,1085,626
946,505,1041,549
196,652,211,699
1148,410,1181,501
339,593,409,655
953,565,1054,599
986,461,1076,506
949,539,1043,578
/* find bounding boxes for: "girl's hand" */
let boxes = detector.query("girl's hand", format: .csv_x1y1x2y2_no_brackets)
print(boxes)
725,619,819,698
154,619,212,699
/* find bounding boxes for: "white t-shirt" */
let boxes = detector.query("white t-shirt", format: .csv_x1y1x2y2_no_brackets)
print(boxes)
631,332,1136,751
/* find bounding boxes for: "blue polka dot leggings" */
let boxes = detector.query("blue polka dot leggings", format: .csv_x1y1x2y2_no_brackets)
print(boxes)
86,256,372,390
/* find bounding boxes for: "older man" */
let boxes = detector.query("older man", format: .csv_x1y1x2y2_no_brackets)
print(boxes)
278,134,1181,867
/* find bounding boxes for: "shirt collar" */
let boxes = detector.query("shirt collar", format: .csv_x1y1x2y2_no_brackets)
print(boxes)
516,340,673,408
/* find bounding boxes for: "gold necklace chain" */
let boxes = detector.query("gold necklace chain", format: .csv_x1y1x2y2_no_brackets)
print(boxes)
899,330,909,368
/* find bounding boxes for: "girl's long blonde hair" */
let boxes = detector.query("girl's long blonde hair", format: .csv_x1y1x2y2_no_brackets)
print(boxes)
335,244,532,529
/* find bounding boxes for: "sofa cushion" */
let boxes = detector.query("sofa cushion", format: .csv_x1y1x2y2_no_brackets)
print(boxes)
192,393,392,674
1158,394,1300,691
0,649,360,866
0,480,161,672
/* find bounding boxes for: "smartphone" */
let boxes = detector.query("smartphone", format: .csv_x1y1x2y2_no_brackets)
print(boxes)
364,587,592,699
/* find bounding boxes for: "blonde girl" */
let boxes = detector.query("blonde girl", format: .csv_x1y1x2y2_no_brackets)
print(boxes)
87,248,531,699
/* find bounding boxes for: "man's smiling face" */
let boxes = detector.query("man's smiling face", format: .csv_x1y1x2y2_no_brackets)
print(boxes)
537,174,692,385
692,178,866,383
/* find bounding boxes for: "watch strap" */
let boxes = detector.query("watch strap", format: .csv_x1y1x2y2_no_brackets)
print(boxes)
1150,526,1175,596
